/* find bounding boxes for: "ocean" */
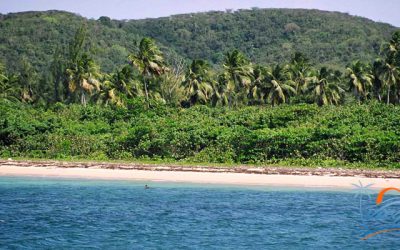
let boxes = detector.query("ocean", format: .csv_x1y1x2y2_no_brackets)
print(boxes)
0,177,398,249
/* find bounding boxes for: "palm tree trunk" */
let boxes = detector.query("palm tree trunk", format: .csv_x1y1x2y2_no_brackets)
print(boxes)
144,79,149,100
81,92,86,107
397,89,400,104
54,78,59,103
144,78,149,108
143,70,150,108
387,85,391,105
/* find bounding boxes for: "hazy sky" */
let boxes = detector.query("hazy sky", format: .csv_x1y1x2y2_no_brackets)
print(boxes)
1,0,399,27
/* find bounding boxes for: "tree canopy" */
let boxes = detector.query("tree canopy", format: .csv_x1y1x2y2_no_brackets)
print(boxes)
0,9,396,75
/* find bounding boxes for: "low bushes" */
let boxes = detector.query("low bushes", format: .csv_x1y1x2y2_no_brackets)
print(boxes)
1,100,399,168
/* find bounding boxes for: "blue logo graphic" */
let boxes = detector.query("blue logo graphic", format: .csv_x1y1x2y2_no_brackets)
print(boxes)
353,181,400,240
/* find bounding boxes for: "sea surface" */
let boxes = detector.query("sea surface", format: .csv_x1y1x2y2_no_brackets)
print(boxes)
0,176,398,249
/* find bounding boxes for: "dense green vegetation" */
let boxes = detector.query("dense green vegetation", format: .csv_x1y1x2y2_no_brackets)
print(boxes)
1,101,399,168
0,9,396,75
0,11,139,74
1,9,400,168
125,8,396,67
1,23,400,108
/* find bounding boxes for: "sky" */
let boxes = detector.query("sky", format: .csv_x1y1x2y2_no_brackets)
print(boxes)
1,0,399,27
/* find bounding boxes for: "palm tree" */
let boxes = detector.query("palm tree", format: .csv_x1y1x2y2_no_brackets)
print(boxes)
98,65,143,107
129,37,167,104
346,60,374,102
96,78,123,107
309,67,344,106
383,31,400,60
249,65,270,104
17,57,38,103
66,53,101,106
379,31,400,104
222,49,253,106
111,65,143,98
109,66,134,98
265,65,296,106
0,65,20,103
249,65,263,104
372,59,384,102
379,58,400,104
211,74,229,107
288,52,313,94
182,59,213,106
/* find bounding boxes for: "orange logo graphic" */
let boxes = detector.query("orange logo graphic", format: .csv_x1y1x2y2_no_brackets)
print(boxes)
360,186,400,240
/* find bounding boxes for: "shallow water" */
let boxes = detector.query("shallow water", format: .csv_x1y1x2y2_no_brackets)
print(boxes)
0,177,398,249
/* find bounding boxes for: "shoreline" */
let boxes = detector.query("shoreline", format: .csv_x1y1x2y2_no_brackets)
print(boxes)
1,160,399,189
1,159,400,178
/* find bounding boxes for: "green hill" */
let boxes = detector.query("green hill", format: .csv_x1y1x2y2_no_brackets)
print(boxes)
0,11,140,73
0,8,397,74
123,8,396,67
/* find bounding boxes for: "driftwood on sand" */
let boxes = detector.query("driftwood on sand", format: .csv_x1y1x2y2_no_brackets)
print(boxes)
1,160,399,179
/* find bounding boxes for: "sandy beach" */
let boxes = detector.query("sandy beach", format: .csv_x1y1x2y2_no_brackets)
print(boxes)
1,162,399,189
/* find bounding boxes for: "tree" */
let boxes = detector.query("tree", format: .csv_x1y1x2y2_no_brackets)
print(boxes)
98,16,113,28
64,25,101,106
379,58,400,104
249,65,269,104
159,54,185,106
66,53,101,106
182,59,212,106
287,52,313,94
284,23,300,34
222,49,253,106
129,37,167,105
50,46,67,103
372,59,384,102
158,71,184,106
309,67,344,106
17,57,38,103
69,25,87,65
211,74,229,107
35,73,54,106
96,79,123,107
111,65,142,98
346,60,374,102
0,64,20,103
379,31,400,104
383,31,400,61
97,65,143,107
265,65,296,106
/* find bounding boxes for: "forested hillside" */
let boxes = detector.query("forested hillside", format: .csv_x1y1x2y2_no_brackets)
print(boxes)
1,9,400,168
0,11,141,73
124,8,396,67
0,8,396,74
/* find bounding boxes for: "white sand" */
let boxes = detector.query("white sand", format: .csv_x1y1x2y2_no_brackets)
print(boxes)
0,165,399,190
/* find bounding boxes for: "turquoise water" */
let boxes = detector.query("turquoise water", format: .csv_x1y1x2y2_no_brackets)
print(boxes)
0,177,398,249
